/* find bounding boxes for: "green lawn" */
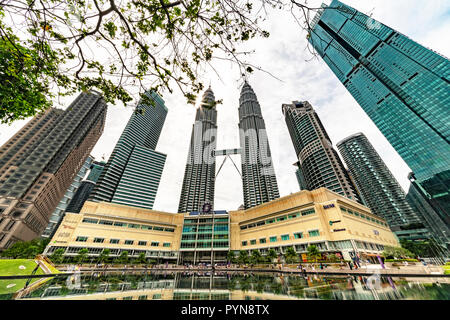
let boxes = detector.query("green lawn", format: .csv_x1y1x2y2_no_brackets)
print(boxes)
443,265,450,275
0,259,45,295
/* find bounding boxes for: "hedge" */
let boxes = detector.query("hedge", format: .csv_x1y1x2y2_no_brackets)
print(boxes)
385,259,419,262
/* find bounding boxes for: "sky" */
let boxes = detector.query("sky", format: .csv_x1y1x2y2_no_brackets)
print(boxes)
0,0,449,213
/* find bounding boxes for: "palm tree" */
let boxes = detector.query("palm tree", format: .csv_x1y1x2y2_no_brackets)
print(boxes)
49,248,65,264
226,251,236,264
77,248,89,264
137,252,147,265
267,248,278,264
238,250,249,265
98,249,110,264
284,247,298,264
307,245,321,265
250,250,262,264
118,251,129,264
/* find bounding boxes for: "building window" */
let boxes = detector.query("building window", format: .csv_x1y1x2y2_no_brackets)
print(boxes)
153,226,164,231
93,238,104,243
294,232,303,239
242,241,247,246
113,222,127,227
250,239,256,245
281,234,289,241
110,239,119,244
99,220,113,225
301,208,315,216
308,230,320,237
124,240,134,245
259,238,266,244
151,242,159,247
269,236,277,243
163,243,171,247
138,295,147,300
76,236,88,242
128,223,140,229
138,241,147,246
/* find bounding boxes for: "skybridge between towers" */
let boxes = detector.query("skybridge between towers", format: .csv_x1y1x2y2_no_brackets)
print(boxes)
214,148,242,178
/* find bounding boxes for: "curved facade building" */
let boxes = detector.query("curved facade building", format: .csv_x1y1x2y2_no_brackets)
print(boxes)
282,101,361,203
89,91,168,210
178,87,218,213
239,82,279,209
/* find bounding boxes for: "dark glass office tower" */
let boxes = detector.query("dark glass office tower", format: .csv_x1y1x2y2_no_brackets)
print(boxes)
0,91,107,249
337,133,422,231
65,160,106,214
294,161,307,191
308,0,450,225
282,101,361,202
178,87,218,213
407,173,450,252
239,82,279,209
42,155,94,238
89,91,167,210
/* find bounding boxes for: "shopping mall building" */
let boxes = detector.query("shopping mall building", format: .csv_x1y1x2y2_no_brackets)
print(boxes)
45,188,400,263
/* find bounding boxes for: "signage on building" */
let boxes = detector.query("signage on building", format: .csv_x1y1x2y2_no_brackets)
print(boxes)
373,230,379,235
323,204,335,209
201,202,212,214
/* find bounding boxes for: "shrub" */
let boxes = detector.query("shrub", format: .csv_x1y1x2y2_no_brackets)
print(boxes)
385,258,418,262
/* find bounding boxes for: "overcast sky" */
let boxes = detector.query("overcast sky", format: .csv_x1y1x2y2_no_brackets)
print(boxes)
1,0,449,213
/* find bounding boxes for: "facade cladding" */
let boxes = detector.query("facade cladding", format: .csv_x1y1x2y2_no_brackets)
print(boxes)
178,87,217,213
45,189,401,264
337,133,422,231
65,160,106,214
308,0,450,230
179,211,229,263
89,91,168,210
238,82,280,209
42,155,94,238
0,92,107,249
282,101,361,203
294,161,307,191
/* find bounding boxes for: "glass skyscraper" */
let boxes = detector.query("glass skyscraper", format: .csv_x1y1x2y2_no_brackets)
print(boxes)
308,0,449,235
64,160,106,214
337,133,423,232
89,91,167,210
178,87,218,213
282,101,361,203
238,81,279,209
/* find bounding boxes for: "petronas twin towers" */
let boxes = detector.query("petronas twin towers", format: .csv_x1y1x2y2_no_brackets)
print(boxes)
178,82,279,213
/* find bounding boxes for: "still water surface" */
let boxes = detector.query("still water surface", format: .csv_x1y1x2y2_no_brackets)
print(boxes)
3,271,450,300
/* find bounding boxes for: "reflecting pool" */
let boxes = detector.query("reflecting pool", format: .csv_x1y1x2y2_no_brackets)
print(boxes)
1,271,449,300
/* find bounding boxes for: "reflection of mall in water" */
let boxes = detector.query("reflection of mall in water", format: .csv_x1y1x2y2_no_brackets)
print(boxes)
18,271,447,300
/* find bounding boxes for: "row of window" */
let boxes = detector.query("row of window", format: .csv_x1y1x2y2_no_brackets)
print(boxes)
183,217,228,224
75,236,171,247
340,206,388,226
240,208,316,231
241,229,320,246
182,225,228,233
180,241,229,249
82,217,175,233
